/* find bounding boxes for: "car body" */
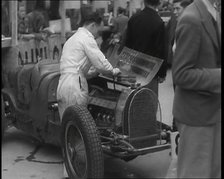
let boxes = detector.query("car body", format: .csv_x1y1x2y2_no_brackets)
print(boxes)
2,44,171,179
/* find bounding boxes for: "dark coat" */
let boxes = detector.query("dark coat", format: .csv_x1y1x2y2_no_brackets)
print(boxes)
166,13,177,66
125,7,168,78
27,10,49,33
113,14,129,35
172,0,221,126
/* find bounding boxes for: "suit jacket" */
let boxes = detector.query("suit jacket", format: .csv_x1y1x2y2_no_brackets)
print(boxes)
172,0,221,126
27,10,49,33
113,14,129,35
125,7,168,78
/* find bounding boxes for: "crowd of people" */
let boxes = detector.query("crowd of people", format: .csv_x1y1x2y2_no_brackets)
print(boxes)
17,0,58,41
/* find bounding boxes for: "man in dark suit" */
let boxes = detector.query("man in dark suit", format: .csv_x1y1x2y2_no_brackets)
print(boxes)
125,0,168,95
112,7,129,37
172,0,221,178
166,0,193,68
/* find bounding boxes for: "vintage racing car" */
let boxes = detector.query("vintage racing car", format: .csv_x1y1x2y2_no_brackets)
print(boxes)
2,46,172,179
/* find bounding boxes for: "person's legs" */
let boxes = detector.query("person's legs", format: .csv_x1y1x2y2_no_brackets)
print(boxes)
211,121,221,178
172,84,177,131
176,121,213,178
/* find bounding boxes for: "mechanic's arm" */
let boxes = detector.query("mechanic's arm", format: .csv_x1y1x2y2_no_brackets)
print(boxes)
84,37,120,75
172,16,221,94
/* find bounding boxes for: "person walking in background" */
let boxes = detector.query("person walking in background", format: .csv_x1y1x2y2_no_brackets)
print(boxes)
112,7,129,42
125,0,168,95
172,0,221,178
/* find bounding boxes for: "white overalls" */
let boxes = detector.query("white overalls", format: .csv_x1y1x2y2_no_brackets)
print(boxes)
57,27,114,120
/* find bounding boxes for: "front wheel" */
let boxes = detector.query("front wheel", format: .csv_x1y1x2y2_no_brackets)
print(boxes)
61,105,104,179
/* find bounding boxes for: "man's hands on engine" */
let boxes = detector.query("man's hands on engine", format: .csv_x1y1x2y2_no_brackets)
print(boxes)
112,68,121,76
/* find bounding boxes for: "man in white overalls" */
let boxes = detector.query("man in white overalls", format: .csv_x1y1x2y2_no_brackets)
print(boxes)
57,12,120,120
57,12,120,179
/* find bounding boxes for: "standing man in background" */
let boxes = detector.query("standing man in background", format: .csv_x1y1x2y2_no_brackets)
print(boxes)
112,7,129,38
109,7,129,51
167,0,193,131
26,0,49,33
125,0,168,95
125,1,130,17
166,0,193,68
18,5,29,34
172,0,221,178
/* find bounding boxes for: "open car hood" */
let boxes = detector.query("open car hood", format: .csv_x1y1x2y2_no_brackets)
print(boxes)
105,45,164,87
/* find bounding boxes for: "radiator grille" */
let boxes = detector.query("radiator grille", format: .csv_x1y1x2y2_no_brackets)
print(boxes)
127,88,159,148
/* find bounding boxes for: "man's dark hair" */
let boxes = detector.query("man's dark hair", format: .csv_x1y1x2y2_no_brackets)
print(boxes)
81,11,103,26
144,0,160,6
118,7,125,14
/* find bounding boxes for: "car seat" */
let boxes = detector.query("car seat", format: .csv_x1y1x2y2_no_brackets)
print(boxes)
30,60,60,92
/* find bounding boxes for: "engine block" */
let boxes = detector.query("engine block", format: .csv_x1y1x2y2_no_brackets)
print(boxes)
87,74,159,149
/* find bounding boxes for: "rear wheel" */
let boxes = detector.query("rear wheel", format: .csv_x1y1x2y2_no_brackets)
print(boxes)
61,105,104,179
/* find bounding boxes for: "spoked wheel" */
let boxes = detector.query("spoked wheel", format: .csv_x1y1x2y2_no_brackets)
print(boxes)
65,122,87,178
62,105,104,179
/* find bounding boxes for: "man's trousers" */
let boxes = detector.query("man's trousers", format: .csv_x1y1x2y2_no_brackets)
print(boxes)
176,121,221,178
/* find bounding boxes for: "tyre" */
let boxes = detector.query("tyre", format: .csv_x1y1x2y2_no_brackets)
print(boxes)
1,94,7,139
61,105,104,179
